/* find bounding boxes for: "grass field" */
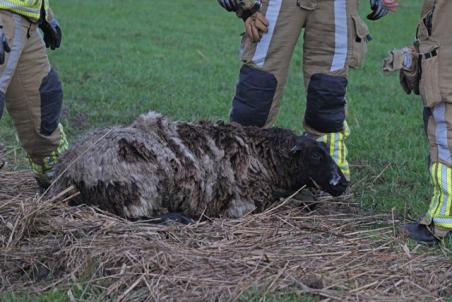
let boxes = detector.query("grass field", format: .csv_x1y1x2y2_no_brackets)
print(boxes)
1,0,430,218
0,0,450,300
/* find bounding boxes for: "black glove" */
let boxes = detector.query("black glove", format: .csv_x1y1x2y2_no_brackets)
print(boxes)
0,26,11,65
367,0,390,21
39,18,62,50
218,0,239,12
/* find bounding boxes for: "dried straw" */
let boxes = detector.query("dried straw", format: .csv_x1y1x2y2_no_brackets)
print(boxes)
0,170,451,301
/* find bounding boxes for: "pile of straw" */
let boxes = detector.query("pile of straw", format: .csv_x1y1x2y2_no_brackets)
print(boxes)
0,170,451,301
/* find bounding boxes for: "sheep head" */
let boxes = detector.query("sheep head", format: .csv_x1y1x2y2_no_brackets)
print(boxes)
291,135,348,197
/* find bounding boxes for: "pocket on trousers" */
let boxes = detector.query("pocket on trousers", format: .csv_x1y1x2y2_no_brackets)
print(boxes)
348,15,369,69
297,0,318,10
419,41,442,108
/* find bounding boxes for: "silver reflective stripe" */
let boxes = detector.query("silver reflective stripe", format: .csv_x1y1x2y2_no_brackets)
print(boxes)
433,103,452,164
429,164,440,213
432,217,452,224
252,0,282,67
333,133,339,163
0,1,40,14
440,164,449,215
330,0,348,72
0,14,26,93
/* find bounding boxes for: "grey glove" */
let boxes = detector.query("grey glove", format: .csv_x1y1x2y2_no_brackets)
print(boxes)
367,0,390,21
0,26,11,65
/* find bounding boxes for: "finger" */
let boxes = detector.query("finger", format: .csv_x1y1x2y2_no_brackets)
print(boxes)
251,24,261,42
255,12,269,26
254,18,268,33
245,22,255,41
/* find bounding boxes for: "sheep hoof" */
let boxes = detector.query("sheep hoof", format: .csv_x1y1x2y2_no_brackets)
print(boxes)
159,212,195,225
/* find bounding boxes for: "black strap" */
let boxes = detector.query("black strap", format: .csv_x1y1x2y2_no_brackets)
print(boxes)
421,49,438,59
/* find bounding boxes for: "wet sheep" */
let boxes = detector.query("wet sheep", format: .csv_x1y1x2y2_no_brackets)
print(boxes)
51,112,348,221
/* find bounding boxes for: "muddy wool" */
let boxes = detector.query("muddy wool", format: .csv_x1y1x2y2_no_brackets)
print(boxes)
51,112,346,220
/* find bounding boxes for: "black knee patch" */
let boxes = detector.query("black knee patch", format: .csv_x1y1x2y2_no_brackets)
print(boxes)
0,91,4,121
230,65,277,127
305,74,348,133
40,68,63,136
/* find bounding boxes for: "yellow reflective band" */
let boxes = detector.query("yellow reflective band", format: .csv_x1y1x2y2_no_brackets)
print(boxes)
427,162,452,228
0,0,49,20
444,166,452,217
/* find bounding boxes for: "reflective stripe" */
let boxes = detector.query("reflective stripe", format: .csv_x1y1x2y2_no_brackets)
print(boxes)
317,122,350,179
252,0,282,67
428,163,440,214
330,0,348,72
0,0,49,19
0,1,40,13
333,133,339,163
432,217,452,225
432,103,452,164
0,13,25,93
440,165,451,216
428,162,452,226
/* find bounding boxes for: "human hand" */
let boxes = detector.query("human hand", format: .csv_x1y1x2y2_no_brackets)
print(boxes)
245,11,269,43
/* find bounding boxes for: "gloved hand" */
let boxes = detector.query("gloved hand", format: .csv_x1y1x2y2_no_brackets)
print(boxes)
218,0,240,12
399,46,420,95
218,0,262,21
245,11,269,43
0,26,11,65
39,18,62,50
367,0,398,21
382,46,419,95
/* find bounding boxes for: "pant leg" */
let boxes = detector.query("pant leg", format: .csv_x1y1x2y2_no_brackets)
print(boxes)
230,0,306,128
3,13,67,186
422,102,452,232
302,0,366,181
0,11,27,120
417,1,452,234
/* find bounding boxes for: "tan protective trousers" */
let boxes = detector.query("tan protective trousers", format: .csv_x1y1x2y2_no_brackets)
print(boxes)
235,0,369,180
418,0,452,232
0,10,66,184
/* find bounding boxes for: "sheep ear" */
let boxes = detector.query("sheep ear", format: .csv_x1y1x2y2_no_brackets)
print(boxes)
291,135,310,153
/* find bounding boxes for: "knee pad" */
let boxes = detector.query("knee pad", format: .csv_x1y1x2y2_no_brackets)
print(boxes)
0,91,4,121
305,74,348,133
40,68,63,136
230,65,277,127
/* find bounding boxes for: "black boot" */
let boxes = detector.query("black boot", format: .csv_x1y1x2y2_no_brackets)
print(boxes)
401,223,439,244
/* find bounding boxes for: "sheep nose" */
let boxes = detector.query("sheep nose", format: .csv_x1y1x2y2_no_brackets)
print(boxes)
329,173,342,186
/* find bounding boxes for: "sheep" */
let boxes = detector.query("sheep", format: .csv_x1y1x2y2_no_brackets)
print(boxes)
51,112,348,221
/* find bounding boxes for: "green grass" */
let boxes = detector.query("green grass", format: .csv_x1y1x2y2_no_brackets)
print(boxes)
0,2,428,210
0,0,430,217
2,0,434,219
0,0,450,300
